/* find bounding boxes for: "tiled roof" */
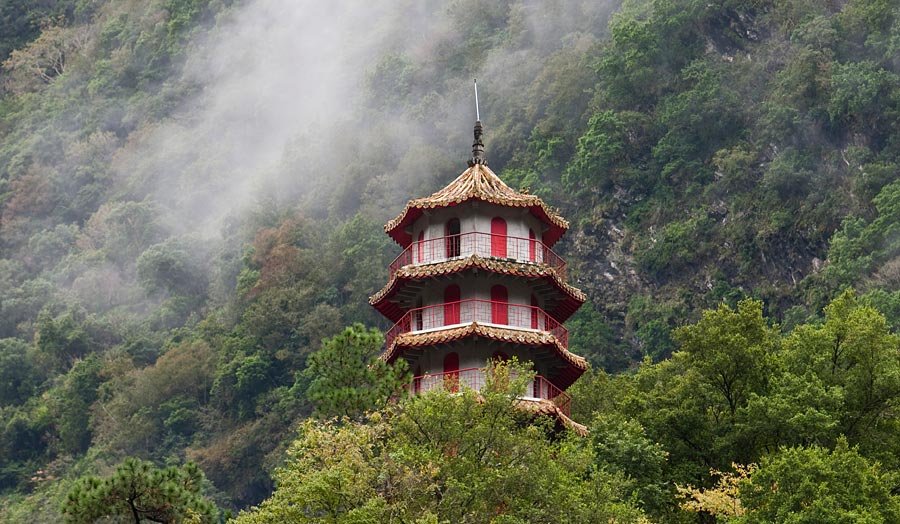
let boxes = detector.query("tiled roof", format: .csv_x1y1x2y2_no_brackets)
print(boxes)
369,254,585,323
384,164,569,247
516,398,589,436
383,322,588,389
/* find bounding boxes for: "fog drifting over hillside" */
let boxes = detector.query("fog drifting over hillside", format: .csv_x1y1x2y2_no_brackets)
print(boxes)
112,0,617,237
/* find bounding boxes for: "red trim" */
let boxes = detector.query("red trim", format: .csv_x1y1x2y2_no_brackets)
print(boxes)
384,322,585,390
386,202,567,248
528,229,536,262
389,231,568,280
408,367,572,416
416,230,424,262
491,217,507,258
491,285,508,324
443,353,460,393
444,285,460,324
386,299,569,351
371,259,584,324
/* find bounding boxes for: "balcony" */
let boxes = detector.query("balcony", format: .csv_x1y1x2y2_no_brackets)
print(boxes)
409,367,572,417
385,299,568,351
389,232,567,280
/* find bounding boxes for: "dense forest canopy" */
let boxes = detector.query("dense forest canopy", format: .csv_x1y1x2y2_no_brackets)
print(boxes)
1,0,900,522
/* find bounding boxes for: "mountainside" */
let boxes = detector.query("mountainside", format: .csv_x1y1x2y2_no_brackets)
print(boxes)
2,0,900,521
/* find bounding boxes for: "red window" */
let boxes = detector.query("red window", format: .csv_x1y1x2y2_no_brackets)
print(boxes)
531,295,539,329
443,353,459,393
444,285,460,325
414,365,422,394
446,218,461,258
528,229,536,262
417,230,425,263
491,217,507,258
491,285,508,325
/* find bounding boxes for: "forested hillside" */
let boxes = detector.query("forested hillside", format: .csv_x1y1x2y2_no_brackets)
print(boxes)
2,0,900,522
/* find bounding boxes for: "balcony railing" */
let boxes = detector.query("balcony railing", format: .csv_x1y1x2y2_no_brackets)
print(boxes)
410,367,572,416
385,299,568,350
389,232,567,280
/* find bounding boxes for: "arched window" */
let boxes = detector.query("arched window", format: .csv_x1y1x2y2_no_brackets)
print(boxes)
491,217,507,258
417,230,425,263
443,352,459,393
444,285,460,325
446,218,461,258
528,228,536,262
491,285,508,325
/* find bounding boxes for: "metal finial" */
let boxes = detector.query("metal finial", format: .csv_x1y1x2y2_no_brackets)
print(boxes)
468,80,485,167
474,79,480,121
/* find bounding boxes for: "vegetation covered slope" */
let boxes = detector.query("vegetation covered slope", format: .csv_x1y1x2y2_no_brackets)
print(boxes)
1,0,900,522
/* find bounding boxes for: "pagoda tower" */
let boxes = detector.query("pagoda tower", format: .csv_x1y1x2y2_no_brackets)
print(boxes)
370,120,587,424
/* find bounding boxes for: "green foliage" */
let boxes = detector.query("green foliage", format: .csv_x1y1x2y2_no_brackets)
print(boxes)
570,292,900,522
3,0,900,519
564,110,656,198
93,339,215,455
304,323,407,420
566,300,632,371
634,212,715,276
0,0,80,63
236,361,647,524
590,413,670,514
673,299,778,416
739,439,900,524
63,458,218,523
136,240,208,299
53,355,102,454
35,307,93,369
779,290,900,463
0,337,43,405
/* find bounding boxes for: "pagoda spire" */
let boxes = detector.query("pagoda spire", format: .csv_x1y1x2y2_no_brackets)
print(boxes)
469,120,485,166
469,79,485,167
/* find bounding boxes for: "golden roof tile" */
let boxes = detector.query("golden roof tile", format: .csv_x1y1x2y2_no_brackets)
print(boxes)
369,254,586,311
383,322,588,373
515,398,589,436
384,164,569,247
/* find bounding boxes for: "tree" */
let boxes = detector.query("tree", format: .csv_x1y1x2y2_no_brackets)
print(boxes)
136,241,208,299
2,21,92,94
35,307,93,370
63,458,218,524
739,439,900,524
236,360,647,524
304,323,408,420
779,290,900,463
0,337,43,406
673,299,778,417
53,355,102,454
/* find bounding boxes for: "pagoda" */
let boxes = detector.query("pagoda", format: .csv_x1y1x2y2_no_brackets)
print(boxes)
370,119,587,426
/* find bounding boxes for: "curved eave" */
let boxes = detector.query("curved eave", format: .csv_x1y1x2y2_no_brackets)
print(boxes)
382,323,588,390
385,201,568,248
516,399,588,436
369,255,586,323
383,164,569,248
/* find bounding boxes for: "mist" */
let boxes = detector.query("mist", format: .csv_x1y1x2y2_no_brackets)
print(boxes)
0,0,621,334
109,0,618,237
